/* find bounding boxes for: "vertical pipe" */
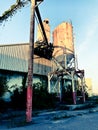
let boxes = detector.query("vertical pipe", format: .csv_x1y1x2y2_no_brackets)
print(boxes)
26,0,35,122
71,71,76,104
59,78,62,102
64,48,67,69
59,76,64,102
48,74,51,93
57,76,61,102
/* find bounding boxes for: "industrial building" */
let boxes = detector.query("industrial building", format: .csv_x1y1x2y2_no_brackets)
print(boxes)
0,0,92,124
0,20,86,104
0,43,51,90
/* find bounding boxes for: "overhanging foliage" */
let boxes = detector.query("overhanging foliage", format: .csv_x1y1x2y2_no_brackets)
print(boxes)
0,0,30,23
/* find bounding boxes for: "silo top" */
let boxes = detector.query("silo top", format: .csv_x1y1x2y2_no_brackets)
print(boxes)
53,22,74,56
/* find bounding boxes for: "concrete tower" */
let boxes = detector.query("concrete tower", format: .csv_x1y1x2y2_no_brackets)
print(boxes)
53,22,74,56
37,19,50,43
53,22,74,66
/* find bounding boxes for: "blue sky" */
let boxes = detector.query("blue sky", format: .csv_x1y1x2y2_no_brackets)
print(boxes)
0,0,98,93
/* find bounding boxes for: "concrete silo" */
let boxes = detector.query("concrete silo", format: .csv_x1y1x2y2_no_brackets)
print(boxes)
37,19,50,43
53,22,74,67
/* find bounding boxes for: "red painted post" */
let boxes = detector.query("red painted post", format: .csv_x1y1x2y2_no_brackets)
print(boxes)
26,85,33,122
26,0,35,122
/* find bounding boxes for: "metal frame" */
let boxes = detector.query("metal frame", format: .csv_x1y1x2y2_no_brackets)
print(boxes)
48,46,86,104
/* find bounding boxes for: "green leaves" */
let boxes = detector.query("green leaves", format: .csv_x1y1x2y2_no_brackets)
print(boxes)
0,0,30,23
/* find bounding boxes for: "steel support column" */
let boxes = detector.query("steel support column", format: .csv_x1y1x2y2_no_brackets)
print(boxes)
48,74,51,93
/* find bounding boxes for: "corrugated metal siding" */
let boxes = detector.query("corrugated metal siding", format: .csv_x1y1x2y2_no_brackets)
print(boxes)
0,43,52,75
0,44,29,60
0,44,29,72
0,54,28,72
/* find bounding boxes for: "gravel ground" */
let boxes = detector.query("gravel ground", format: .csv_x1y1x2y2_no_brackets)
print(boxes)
1,104,98,130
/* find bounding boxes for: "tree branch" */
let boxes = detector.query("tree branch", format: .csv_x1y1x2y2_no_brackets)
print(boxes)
0,0,30,23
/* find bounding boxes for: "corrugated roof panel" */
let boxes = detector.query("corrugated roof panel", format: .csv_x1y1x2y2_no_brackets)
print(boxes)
0,54,28,72
0,43,52,75
0,44,29,60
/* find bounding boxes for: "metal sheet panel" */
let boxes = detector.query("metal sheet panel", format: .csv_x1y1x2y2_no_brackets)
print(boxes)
0,43,52,75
